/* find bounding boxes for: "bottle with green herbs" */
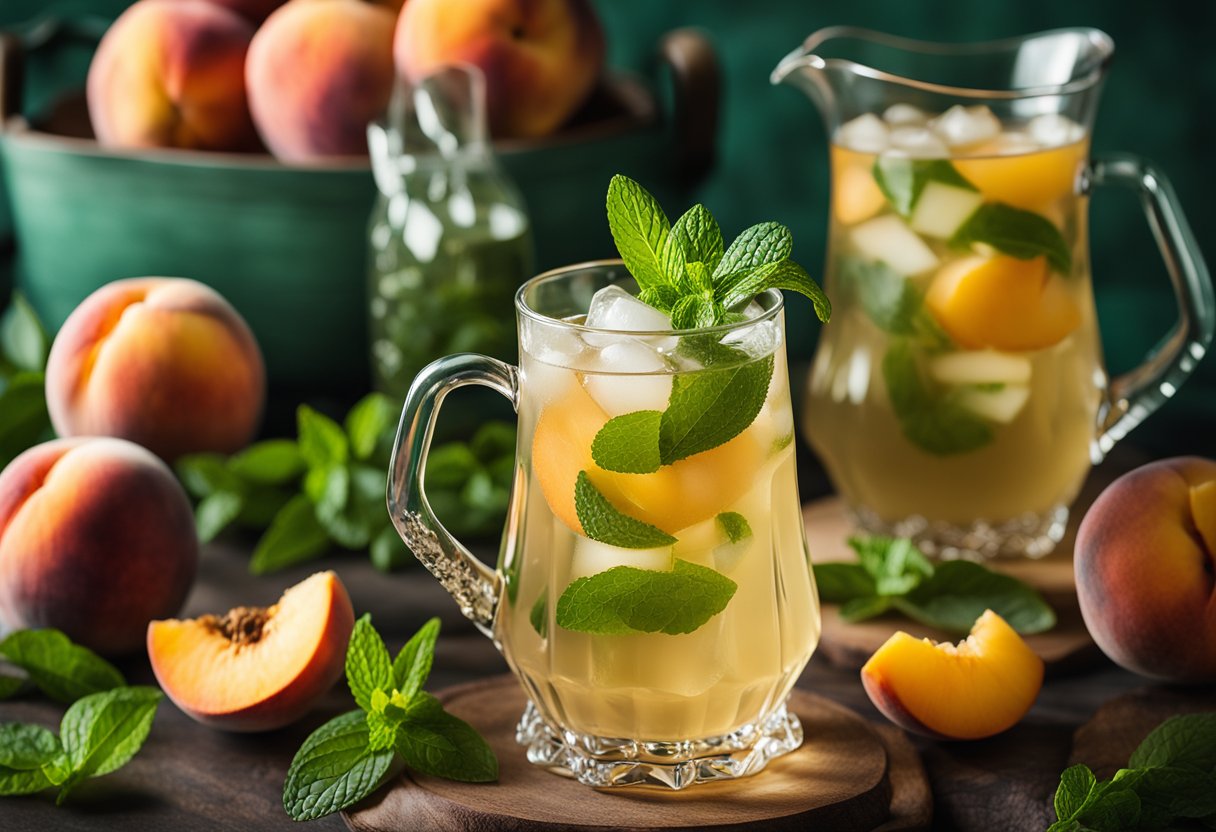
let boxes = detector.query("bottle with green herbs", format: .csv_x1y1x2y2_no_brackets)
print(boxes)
367,66,533,400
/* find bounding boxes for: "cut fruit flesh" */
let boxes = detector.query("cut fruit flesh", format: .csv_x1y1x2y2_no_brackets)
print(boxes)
909,181,984,239
929,350,1032,386
831,145,887,225
570,537,672,580
953,140,1087,211
861,609,1044,740
956,384,1031,424
851,215,940,277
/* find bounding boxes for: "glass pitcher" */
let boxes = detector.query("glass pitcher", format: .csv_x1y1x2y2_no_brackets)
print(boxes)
773,28,1214,558
388,262,820,789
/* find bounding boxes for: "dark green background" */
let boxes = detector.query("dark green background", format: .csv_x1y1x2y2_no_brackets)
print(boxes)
2,0,1214,455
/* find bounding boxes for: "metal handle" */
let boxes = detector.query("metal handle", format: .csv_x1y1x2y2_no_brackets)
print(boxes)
387,353,518,635
1090,154,1215,454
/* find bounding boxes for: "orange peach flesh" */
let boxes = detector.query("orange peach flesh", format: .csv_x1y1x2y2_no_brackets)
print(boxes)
861,610,1044,740
148,572,353,729
954,139,1087,211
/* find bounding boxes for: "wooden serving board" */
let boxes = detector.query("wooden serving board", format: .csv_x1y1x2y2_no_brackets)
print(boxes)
344,675,932,832
803,497,1101,676
1069,686,1216,777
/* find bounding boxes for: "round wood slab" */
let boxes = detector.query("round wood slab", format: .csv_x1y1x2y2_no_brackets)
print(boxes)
343,675,931,832
803,497,1101,676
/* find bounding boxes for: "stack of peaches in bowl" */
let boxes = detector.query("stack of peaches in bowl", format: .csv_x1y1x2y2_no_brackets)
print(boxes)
0,0,719,396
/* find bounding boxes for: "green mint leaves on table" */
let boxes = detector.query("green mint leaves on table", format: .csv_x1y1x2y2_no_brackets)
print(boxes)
284,615,496,822
421,421,516,540
606,174,831,329
0,293,55,470
556,559,738,636
813,535,1056,635
883,341,994,456
0,629,125,704
1048,713,1216,832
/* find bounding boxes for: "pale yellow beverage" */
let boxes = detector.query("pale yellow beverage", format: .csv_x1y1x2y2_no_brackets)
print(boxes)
806,106,1105,554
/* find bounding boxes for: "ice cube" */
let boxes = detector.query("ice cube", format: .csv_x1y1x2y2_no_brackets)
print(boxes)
887,126,949,158
850,215,940,276
836,113,889,153
719,318,782,360
957,384,1031,423
570,537,672,580
883,103,928,127
931,105,1002,148
581,340,674,417
909,181,983,238
583,285,676,349
985,130,1039,155
1027,113,1084,148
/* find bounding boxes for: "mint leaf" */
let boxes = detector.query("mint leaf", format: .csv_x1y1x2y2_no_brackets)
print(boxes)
371,525,413,572
347,614,393,713
314,463,384,549
345,393,396,462
662,204,724,279
883,342,993,456
606,174,671,290
0,293,49,373
194,490,244,543
840,595,893,622
1055,764,1099,823
1129,714,1216,772
716,512,752,544
0,723,60,770
574,472,676,549
298,406,349,469
591,410,662,474
1077,781,1141,831
1118,766,1216,820
0,672,26,699
0,373,53,470
175,453,237,498
556,559,737,636
850,536,933,596
391,617,440,703
952,202,1072,274
873,157,976,217
659,355,773,463
530,590,548,637
56,686,161,801
283,710,393,822
670,294,718,330
838,256,948,346
425,442,480,488
638,283,681,313
228,440,306,485
717,259,830,322
0,764,52,795
813,563,878,603
250,494,330,575
395,692,498,783
896,560,1056,635
0,629,125,704
712,222,792,279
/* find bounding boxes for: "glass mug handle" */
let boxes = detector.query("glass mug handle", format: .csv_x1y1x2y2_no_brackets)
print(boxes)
387,353,518,636
1088,154,1216,455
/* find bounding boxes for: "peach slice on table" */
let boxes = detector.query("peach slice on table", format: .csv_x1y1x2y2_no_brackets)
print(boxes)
926,254,1081,352
861,610,1044,740
148,571,354,732
530,382,766,535
953,139,1087,211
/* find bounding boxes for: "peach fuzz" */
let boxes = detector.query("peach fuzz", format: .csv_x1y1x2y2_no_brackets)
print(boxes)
87,0,259,152
861,610,1043,740
45,278,265,462
0,438,198,656
394,0,604,139
246,0,397,162
1075,457,1216,683
148,571,354,732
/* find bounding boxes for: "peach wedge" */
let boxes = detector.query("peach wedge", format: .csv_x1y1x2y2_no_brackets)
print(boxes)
861,610,1044,740
148,571,354,732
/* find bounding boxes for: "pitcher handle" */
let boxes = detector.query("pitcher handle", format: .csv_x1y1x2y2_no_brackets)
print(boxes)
1089,154,1216,455
387,353,518,635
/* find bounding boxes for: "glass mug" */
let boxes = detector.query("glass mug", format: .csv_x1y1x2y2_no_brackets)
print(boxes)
773,27,1214,558
388,262,821,789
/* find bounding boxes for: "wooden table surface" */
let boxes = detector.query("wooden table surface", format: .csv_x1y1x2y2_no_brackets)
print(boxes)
0,448,1168,832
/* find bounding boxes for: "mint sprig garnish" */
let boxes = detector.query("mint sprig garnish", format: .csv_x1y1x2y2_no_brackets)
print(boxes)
813,535,1056,635
606,174,830,327
283,615,496,823
574,472,677,549
1048,713,1216,831
556,559,737,636
0,629,125,704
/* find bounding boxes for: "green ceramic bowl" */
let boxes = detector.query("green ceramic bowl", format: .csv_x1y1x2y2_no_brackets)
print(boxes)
0,30,718,396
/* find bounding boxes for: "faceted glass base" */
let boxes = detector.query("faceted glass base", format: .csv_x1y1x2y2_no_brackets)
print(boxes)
851,503,1070,559
514,698,804,790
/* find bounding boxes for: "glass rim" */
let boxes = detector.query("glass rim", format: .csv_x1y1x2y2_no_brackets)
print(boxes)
777,25,1115,101
514,259,785,337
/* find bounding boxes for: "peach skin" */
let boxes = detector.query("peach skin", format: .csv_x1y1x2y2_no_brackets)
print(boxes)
246,0,397,161
201,0,287,22
394,0,605,139
45,277,266,462
1075,456,1216,683
0,437,198,656
87,0,259,152
149,571,354,731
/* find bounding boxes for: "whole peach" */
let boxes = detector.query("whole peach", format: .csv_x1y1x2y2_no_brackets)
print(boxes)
200,0,287,23
45,278,265,462
394,0,604,139
87,0,259,152
246,0,396,162
0,438,198,656
1075,456,1216,683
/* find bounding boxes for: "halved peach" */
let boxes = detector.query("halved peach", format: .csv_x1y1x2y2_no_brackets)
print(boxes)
861,610,1044,740
531,382,765,535
148,571,354,732
953,139,1087,210
926,254,1080,352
